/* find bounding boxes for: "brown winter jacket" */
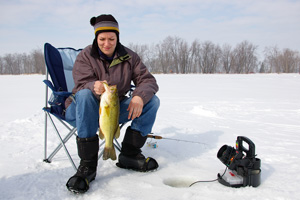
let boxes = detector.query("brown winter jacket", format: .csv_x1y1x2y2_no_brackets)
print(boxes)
65,42,158,109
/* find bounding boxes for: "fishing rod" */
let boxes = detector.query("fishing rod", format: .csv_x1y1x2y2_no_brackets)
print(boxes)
146,134,207,145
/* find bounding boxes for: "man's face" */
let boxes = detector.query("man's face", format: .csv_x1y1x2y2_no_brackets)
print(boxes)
97,32,117,57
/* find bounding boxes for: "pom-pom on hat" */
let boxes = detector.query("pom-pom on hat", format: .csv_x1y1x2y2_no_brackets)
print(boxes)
90,14,119,37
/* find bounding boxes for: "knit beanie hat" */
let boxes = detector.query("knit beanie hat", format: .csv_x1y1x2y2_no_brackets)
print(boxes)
90,14,119,38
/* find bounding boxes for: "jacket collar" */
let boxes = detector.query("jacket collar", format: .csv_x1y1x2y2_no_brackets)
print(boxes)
91,39,129,60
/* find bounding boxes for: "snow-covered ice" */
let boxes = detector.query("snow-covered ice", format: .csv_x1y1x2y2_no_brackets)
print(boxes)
0,74,300,200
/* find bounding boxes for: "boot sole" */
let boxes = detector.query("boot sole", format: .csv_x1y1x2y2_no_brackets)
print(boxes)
66,174,96,194
116,162,158,172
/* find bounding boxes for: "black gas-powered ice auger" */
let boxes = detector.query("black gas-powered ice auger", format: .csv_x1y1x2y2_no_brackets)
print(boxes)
217,136,261,188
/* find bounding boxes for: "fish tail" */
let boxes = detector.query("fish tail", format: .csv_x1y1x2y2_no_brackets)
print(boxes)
103,146,117,161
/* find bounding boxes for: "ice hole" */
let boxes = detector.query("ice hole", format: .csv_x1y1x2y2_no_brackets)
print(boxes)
163,177,195,188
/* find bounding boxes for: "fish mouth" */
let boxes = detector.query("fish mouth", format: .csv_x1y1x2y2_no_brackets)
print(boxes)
102,82,117,87
102,82,118,93
102,82,108,86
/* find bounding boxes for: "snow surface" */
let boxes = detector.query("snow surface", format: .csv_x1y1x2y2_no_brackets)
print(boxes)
1,74,300,200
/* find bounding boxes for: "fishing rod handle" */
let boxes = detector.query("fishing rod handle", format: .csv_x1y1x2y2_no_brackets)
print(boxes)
147,135,163,139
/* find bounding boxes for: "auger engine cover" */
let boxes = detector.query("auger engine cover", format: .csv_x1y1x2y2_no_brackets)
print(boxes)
217,136,261,188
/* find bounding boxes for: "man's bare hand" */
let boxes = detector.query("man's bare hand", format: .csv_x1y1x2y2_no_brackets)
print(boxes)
94,80,107,95
127,96,144,120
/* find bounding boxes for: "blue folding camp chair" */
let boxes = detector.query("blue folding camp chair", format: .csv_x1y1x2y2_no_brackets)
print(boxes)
43,43,123,171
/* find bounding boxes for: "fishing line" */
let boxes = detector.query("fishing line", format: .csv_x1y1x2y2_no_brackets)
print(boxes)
146,134,227,187
189,167,228,187
189,145,235,187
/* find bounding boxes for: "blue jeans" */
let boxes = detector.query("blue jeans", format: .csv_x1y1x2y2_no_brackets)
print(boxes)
65,89,160,138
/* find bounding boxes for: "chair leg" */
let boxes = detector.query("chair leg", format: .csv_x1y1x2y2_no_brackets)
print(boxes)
45,112,77,171
44,111,48,162
45,127,77,163
98,140,106,159
44,116,126,167
44,69,49,162
114,138,122,151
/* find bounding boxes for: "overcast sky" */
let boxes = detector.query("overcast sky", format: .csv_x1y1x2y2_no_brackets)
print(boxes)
0,0,299,58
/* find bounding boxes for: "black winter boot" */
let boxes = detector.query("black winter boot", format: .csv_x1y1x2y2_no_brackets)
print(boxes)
116,126,158,172
66,135,99,194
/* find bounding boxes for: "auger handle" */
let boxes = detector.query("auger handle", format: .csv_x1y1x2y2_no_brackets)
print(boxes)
237,136,256,158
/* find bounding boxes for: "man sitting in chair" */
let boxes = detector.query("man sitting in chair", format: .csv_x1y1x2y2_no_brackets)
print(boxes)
64,14,160,193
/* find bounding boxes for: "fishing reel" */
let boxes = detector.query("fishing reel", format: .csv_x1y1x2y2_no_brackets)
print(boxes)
217,136,261,188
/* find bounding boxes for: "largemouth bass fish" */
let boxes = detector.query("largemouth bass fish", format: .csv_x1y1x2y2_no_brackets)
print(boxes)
99,82,120,160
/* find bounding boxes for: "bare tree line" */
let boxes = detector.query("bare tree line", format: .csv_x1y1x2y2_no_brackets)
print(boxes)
262,46,300,73
130,36,300,74
0,48,45,75
1,36,299,74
